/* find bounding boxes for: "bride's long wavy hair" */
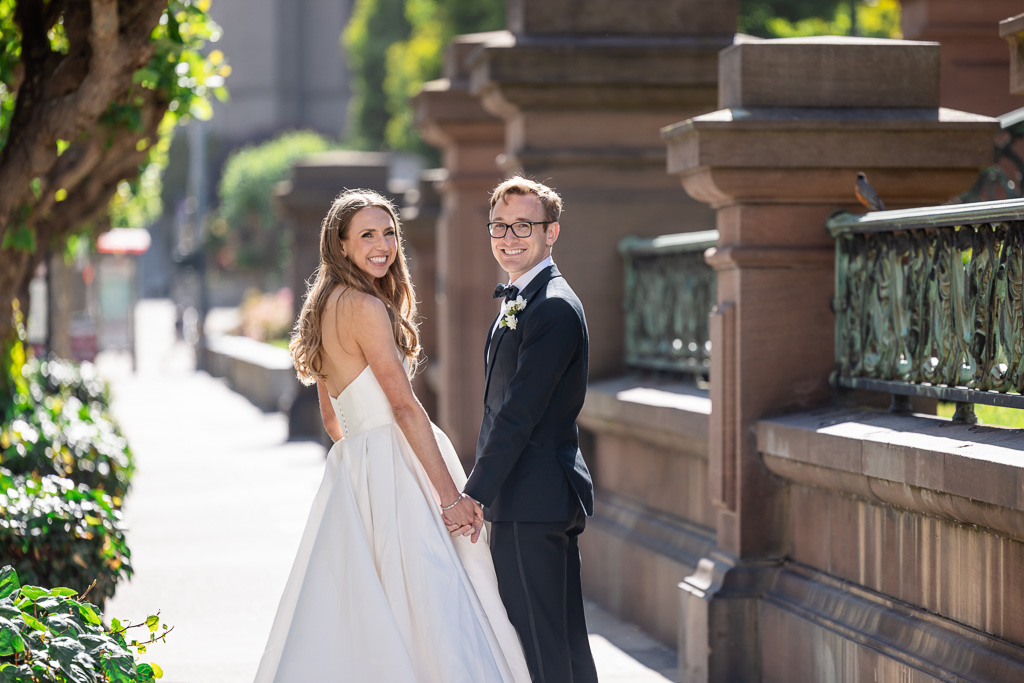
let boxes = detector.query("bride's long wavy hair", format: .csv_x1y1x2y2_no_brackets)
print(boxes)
290,189,420,386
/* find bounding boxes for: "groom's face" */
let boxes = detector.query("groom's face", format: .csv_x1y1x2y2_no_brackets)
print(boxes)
490,192,559,283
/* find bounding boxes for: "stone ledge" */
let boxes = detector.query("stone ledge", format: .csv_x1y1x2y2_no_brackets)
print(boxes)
758,406,1024,540
762,562,1024,681
579,375,710,457
204,335,297,413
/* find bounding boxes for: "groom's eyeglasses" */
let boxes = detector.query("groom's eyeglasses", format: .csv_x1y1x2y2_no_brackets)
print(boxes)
486,221,553,238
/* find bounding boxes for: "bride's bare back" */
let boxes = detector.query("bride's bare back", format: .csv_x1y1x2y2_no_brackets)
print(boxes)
319,284,401,398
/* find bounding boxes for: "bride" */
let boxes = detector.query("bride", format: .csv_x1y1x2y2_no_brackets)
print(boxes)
254,189,531,682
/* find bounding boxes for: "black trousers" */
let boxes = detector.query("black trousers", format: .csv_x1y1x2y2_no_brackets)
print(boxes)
490,505,598,683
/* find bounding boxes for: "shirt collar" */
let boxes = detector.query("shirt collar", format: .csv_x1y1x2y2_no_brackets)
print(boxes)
507,255,553,294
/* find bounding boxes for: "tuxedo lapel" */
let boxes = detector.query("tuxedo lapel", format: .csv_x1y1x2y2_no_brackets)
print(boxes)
484,311,502,368
482,265,561,399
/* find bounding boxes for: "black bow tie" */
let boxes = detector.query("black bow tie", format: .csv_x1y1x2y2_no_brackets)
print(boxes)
493,284,520,302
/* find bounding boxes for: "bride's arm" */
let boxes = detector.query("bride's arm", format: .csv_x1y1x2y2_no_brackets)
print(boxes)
346,293,482,534
316,381,344,442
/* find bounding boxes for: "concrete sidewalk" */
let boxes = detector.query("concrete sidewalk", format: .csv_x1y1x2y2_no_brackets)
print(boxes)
100,300,676,682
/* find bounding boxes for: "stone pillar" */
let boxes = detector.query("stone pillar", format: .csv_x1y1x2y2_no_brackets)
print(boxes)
467,0,733,379
412,33,507,466
903,0,1024,116
274,151,396,442
1001,13,1024,96
401,170,443,419
662,36,998,682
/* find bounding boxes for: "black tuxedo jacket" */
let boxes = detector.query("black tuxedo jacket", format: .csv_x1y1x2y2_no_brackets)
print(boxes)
464,264,595,523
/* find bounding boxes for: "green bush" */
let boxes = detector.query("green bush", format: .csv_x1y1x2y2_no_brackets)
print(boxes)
2,357,133,501
0,565,168,682
1,305,134,608
208,129,338,276
0,469,131,607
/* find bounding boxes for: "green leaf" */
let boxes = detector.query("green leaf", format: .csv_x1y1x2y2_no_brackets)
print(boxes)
17,586,46,601
0,621,25,656
1,224,36,253
45,612,83,638
166,10,182,43
0,567,19,600
145,615,159,632
132,68,160,86
20,611,46,632
77,603,101,626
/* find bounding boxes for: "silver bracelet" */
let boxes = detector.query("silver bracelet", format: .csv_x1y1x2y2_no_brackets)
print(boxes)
440,493,464,511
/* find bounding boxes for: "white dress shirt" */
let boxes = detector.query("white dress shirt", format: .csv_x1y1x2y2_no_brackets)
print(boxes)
491,256,554,337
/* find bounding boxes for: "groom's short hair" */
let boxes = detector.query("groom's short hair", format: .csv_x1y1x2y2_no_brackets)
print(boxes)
489,176,563,224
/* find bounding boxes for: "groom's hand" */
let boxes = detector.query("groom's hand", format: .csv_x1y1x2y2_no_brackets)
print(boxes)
443,495,483,541
469,498,484,544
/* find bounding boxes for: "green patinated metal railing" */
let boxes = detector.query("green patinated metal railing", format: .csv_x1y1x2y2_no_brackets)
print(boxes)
827,198,1024,420
619,230,717,376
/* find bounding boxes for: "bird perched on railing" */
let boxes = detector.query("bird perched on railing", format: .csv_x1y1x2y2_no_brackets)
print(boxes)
855,171,886,211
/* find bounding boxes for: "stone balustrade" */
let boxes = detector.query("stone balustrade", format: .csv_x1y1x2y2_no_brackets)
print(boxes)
619,231,717,376
829,198,1024,420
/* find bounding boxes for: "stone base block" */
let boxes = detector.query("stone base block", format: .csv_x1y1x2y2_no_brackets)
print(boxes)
581,492,715,648
678,553,780,683
761,564,1024,682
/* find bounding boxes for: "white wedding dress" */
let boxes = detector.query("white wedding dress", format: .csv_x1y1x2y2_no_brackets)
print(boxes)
254,364,531,683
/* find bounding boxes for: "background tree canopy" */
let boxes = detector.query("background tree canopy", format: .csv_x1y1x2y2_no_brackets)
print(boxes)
342,0,897,155
343,0,504,154
0,0,229,347
740,0,901,39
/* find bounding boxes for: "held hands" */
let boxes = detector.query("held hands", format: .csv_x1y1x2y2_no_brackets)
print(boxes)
442,494,484,543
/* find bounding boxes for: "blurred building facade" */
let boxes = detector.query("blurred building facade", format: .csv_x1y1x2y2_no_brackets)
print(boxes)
205,0,354,142
140,0,354,301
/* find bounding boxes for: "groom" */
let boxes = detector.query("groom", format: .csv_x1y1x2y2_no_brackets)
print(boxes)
464,176,598,683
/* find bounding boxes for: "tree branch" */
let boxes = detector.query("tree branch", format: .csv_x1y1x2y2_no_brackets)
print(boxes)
0,0,162,233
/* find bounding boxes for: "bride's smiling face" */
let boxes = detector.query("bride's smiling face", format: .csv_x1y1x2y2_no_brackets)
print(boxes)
342,207,398,279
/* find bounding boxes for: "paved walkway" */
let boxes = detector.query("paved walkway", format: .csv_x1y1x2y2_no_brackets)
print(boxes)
100,300,676,682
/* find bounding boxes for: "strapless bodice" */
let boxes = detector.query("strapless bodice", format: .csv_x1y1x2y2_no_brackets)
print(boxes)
330,365,395,438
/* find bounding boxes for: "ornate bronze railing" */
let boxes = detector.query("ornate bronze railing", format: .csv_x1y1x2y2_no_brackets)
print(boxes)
619,230,717,376
827,198,1024,420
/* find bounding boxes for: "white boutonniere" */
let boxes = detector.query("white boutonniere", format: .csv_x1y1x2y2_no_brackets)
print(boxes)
500,295,527,330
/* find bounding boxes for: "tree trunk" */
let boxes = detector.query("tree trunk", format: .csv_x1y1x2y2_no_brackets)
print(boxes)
0,0,167,349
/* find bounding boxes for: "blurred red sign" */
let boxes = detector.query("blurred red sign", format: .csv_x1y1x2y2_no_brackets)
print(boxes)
97,228,151,255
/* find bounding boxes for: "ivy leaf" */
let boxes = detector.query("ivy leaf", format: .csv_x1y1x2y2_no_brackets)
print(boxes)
0,619,26,656
77,603,101,626
47,636,89,675
45,612,83,638
145,615,159,633
17,586,46,601
20,611,46,632
0,567,19,600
